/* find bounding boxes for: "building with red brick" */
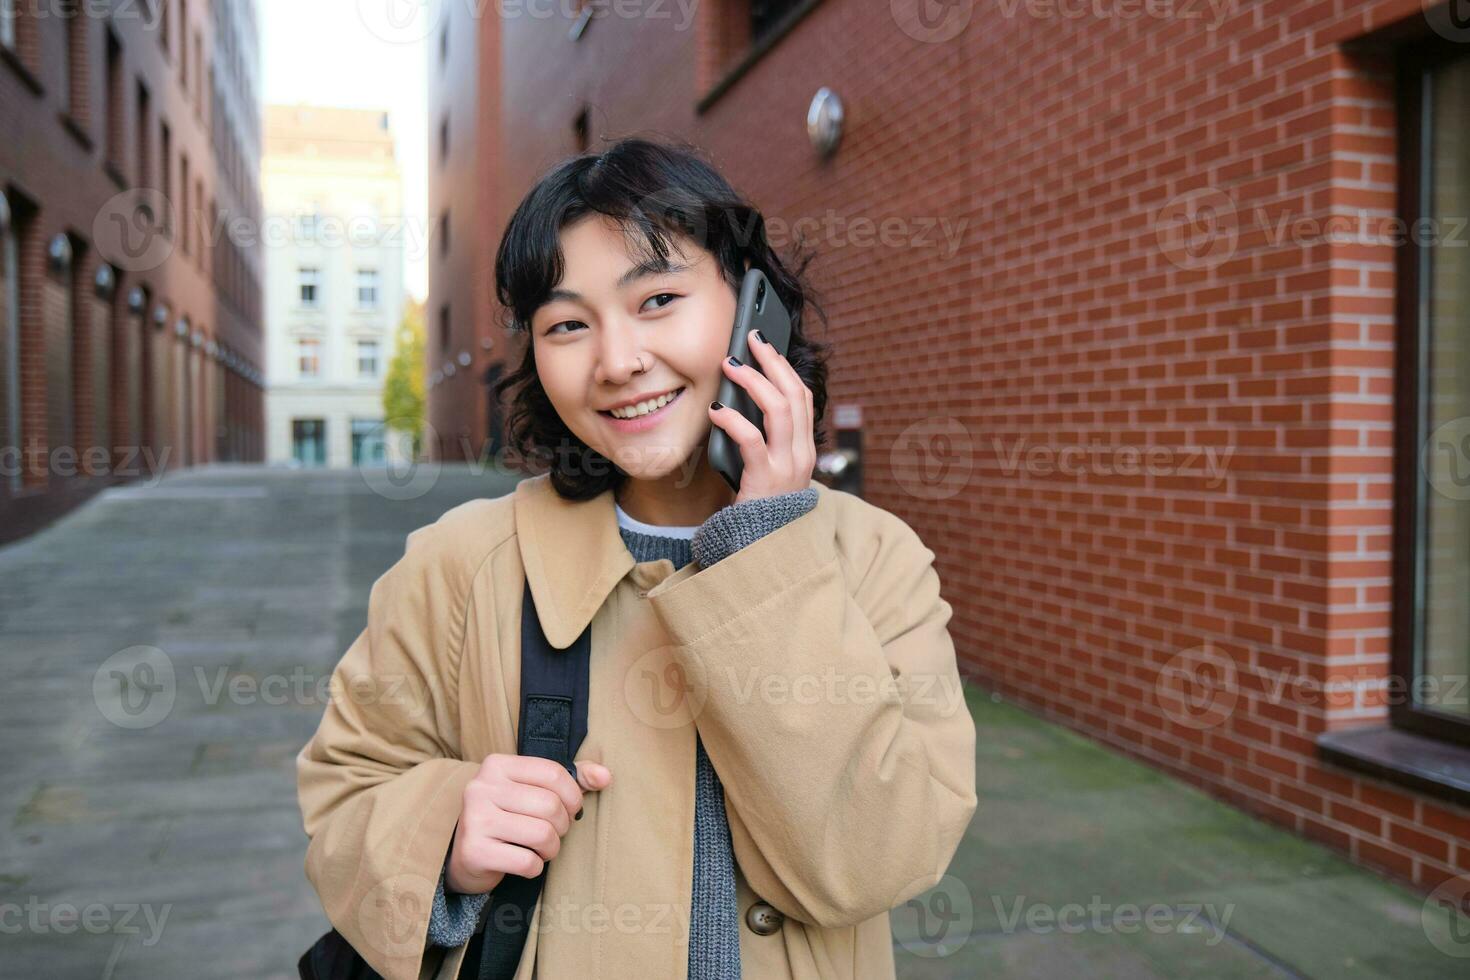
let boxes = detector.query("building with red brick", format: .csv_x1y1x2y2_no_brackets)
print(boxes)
428,0,1470,898
0,0,265,543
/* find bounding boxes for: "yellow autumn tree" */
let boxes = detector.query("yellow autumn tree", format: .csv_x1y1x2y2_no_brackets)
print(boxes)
382,298,426,457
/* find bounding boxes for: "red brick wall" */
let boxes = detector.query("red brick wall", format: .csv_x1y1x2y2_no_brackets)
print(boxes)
0,0,265,537
441,0,1470,895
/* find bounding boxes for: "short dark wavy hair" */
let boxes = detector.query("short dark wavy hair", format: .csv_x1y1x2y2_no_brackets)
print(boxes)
491,135,832,501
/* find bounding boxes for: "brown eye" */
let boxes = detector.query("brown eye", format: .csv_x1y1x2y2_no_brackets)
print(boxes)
641,293,679,312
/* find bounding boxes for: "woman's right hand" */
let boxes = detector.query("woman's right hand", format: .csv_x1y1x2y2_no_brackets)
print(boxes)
445,753,612,895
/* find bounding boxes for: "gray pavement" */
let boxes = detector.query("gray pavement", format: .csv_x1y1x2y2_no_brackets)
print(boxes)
0,464,1464,978
0,463,520,979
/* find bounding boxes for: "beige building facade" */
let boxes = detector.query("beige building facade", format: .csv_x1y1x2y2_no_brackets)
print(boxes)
262,104,406,468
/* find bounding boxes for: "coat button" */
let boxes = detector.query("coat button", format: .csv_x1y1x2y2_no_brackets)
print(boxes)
745,901,784,936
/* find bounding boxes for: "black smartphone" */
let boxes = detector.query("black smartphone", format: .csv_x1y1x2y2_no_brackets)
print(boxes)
707,268,794,491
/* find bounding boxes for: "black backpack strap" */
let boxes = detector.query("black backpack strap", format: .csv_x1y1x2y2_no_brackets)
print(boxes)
464,577,592,980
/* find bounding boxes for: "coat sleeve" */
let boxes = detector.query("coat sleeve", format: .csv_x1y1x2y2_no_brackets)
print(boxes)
296,519,482,980
645,499,978,929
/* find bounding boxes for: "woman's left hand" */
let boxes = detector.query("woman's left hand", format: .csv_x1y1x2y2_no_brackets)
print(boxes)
708,330,817,505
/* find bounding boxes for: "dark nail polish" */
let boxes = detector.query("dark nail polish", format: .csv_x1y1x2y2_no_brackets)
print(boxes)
752,329,765,345
727,356,741,367
575,808,583,821
710,400,723,411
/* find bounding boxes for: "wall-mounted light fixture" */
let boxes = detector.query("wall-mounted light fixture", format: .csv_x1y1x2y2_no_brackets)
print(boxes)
47,233,72,271
807,87,844,158
94,264,116,298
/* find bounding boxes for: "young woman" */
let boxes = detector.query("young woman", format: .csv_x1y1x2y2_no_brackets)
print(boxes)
297,137,977,980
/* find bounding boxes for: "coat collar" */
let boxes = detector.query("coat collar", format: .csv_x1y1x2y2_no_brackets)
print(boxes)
514,474,636,650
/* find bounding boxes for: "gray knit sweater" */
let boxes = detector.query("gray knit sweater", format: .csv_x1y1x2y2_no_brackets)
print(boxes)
427,488,821,979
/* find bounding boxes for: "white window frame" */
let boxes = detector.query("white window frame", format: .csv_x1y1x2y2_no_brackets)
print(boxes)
355,268,379,310
356,339,379,379
298,266,320,308
297,336,320,378
296,207,321,241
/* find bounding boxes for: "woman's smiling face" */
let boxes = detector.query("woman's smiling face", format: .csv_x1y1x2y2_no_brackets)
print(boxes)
530,214,739,481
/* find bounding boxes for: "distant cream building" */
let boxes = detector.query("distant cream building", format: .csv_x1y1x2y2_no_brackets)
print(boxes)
262,105,406,467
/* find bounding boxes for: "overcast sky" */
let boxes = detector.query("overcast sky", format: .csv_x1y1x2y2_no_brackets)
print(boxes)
260,0,431,302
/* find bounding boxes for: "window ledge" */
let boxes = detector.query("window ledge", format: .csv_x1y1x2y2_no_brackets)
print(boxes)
696,0,825,115
0,46,41,95
59,112,93,152
1317,725,1470,808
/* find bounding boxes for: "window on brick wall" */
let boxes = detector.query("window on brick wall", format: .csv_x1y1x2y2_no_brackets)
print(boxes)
1394,43,1470,749
179,0,188,88
701,0,820,99
105,28,123,172
137,83,152,188
193,29,202,118
180,153,190,254
159,119,172,234
59,0,83,120
573,106,588,153
194,177,204,268
750,0,804,42
1,194,18,495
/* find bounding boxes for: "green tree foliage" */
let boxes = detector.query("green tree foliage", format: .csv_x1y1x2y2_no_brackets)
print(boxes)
383,299,426,457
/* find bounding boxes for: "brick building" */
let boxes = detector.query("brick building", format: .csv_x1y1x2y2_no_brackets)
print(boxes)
0,0,265,543
428,0,1470,898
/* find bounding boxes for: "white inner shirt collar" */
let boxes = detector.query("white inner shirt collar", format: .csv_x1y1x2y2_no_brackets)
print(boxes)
614,501,699,540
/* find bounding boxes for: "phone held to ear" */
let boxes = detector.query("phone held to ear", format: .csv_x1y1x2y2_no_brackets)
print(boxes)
707,268,795,492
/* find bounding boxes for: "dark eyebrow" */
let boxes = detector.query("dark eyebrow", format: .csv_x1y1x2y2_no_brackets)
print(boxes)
545,258,692,304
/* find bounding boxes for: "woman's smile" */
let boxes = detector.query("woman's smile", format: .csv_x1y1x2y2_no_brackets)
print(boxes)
597,385,687,433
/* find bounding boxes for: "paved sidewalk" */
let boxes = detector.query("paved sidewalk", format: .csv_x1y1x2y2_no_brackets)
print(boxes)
0,463,520,978
0,465,1463,978
892,685,1468,978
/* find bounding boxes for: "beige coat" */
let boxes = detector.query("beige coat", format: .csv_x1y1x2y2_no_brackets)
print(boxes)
296,472,977,980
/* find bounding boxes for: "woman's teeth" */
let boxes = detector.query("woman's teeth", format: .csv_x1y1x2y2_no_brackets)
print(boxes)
607,388,683,419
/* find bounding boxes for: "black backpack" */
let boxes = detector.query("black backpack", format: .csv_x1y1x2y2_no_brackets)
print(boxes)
299,578,591,980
